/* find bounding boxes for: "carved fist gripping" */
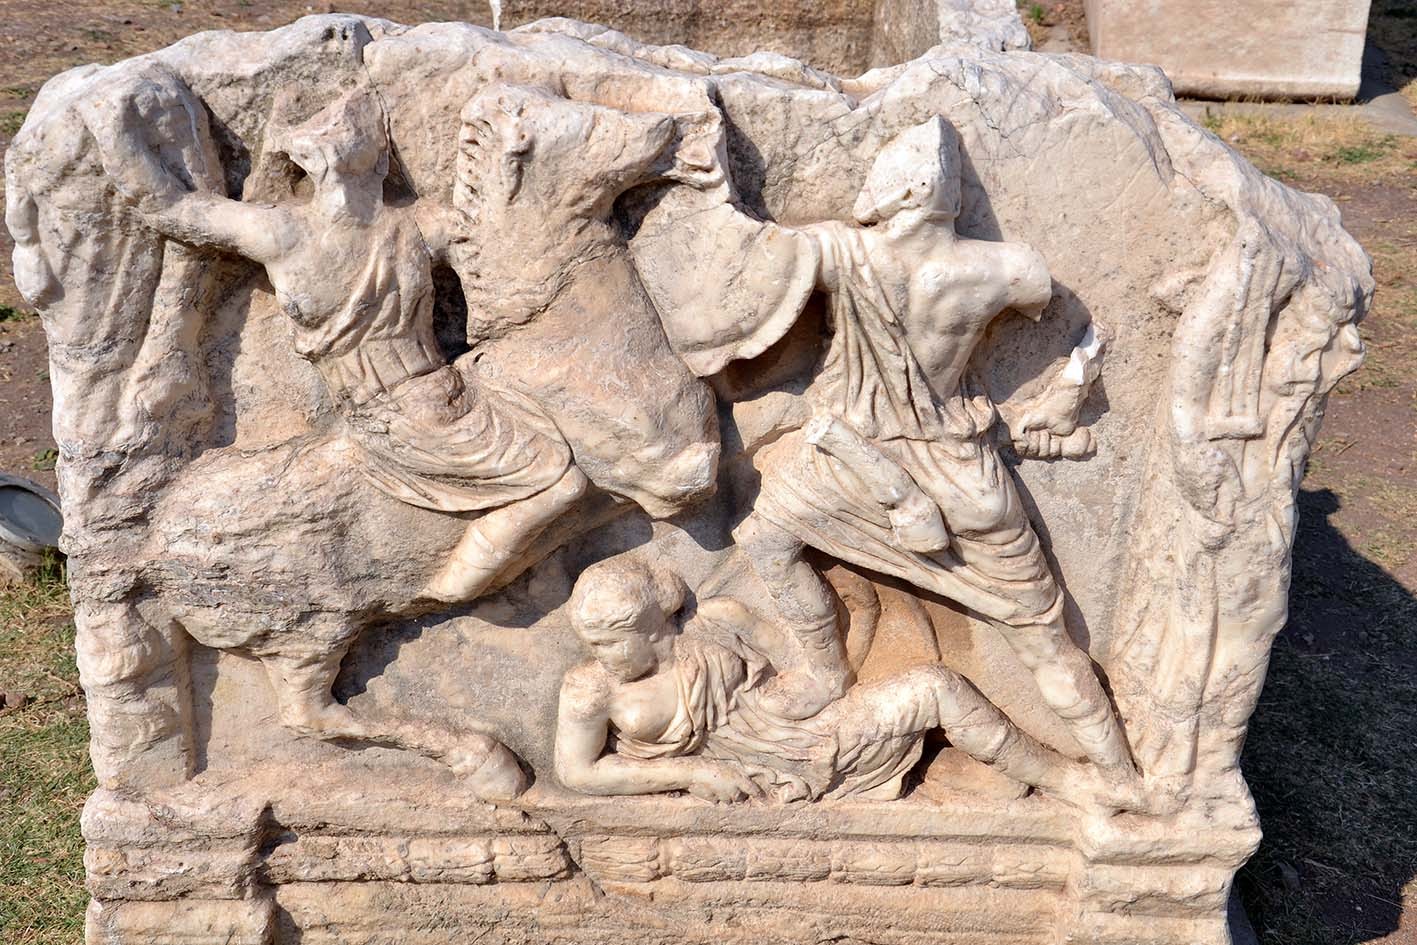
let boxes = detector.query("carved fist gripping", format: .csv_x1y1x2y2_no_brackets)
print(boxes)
1000,324,1108,461
661,109,729,193
76,65,224,212
1014,427,1094,461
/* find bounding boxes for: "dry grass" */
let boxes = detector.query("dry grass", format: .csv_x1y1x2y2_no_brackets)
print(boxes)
1015,1,1050,48
1201,110,1417,183
0,560,93,945
0,110,26,137
1331,208,1417,405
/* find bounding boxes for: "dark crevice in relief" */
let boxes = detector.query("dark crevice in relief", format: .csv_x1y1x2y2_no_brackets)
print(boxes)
431,266,472,362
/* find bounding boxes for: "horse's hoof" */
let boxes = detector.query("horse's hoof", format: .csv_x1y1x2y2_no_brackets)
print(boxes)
448,739,530,800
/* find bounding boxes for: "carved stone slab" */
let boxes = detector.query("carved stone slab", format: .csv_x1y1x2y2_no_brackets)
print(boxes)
4,12,1369,945
1085,0,1373,100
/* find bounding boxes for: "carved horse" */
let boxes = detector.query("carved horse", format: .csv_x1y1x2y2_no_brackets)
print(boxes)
10,64,717,800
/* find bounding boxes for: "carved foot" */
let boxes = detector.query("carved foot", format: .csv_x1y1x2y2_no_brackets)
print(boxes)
421,536,502,604
444,737,531,800
1072,764,1188,817
280,700,367,742
915,748,1031,805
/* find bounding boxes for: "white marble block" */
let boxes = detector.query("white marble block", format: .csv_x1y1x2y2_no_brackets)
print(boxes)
4,11,1369,945
1085,0,1373,100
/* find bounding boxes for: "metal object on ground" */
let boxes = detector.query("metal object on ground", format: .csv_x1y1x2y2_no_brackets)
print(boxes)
0,472,63,584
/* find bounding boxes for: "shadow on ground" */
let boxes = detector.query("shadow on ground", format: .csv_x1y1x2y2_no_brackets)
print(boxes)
1237,488,1417,945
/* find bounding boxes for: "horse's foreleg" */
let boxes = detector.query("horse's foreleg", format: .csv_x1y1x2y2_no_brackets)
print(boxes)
75,599,195,789
259,646,363,742
423,465,588,603
260,642,529,800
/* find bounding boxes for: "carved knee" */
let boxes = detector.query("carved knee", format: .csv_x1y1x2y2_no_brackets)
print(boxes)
74,602,194,788
992,587,1067,636
633,442,720,518
733,511,802,565
552,465,590,503
74,603,172,694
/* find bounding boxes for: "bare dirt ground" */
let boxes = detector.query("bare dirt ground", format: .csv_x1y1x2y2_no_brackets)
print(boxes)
1235,167,1417,945
1,4,1415,945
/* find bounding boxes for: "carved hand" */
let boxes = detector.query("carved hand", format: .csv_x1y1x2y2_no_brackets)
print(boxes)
1013,427,1094,461
686,761,763,804
1000,326,1107,459
661,110,727,192
90,104,182,204
6,188,60,308
80,73,220,213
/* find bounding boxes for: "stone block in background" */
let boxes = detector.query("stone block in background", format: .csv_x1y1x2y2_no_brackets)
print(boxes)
483,0,1029,74
871,0,1031,66
1085,0,1373,100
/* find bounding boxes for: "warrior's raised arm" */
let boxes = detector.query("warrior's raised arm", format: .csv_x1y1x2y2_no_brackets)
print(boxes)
79,71,296,264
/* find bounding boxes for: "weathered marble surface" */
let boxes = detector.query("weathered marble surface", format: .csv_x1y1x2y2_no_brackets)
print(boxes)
1085,0,1372,100
872,0,1031,65
4,11,1369,945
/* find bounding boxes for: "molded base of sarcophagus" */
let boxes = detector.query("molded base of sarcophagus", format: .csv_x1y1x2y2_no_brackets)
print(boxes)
83,769,1259,945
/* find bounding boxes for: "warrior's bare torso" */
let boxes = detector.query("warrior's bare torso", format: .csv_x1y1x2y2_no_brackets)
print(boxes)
811,220,1052,409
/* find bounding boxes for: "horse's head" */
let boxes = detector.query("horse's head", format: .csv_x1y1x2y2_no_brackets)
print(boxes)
457,83,678,223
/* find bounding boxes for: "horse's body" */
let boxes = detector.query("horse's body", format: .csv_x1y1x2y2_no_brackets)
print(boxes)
76,425,536,797
16,68,723,801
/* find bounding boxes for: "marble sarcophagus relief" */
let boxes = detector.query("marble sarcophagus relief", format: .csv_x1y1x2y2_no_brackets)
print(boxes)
4,12,1369,945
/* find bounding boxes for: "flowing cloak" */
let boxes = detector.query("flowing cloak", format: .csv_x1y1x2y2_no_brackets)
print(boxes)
611,598,929,801
346,365,572,514
282,208,570,514
753,223,1061,627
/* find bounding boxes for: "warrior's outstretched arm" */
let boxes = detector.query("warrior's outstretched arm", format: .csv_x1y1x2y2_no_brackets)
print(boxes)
996,323,1107,460
136,192,294,264
79,72,294,263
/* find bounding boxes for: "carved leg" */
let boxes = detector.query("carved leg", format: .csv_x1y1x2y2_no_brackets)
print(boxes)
992,595,1136,782
914,447,1138,784
805,413,949,553
260,646,365,741
75,600,194,790
423,466,588,603
832,664,1086,799
734,512,851,719
259,642,528,800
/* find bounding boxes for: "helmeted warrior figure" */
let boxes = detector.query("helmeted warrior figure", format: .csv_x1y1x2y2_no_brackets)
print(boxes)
735,118,1137,787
